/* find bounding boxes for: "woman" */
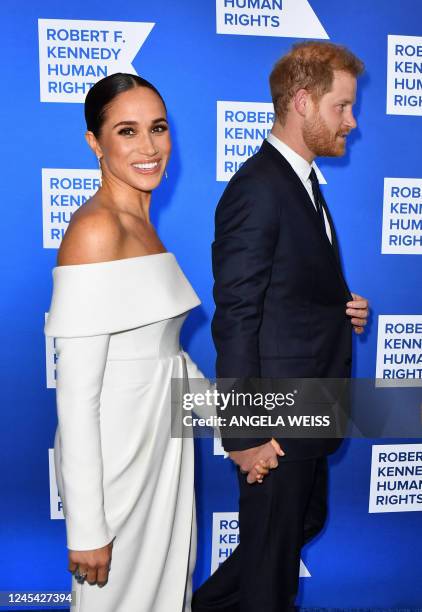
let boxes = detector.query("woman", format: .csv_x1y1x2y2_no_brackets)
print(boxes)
44,73,272,612
44,73,207,612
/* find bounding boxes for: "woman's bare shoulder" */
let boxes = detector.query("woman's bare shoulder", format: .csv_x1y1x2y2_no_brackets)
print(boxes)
57,203,123,266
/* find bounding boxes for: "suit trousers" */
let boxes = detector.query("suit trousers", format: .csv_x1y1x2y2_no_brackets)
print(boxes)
192,456,328,612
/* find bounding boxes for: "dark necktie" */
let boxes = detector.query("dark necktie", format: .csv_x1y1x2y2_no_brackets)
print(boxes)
309,167,342,266
309,168,326,228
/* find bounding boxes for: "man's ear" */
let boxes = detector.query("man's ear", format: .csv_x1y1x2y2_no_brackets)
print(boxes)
85,131,103,159
293,88,310,118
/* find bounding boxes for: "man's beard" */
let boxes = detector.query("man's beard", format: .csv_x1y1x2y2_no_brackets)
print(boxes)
303,111,346,157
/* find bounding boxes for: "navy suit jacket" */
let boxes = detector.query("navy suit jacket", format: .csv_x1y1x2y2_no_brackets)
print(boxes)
212,139,353,460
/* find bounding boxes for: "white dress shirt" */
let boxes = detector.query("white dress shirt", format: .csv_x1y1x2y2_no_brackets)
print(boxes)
266,133,332,243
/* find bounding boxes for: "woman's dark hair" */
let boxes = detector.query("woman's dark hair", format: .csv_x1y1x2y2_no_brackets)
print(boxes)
84,73,167,138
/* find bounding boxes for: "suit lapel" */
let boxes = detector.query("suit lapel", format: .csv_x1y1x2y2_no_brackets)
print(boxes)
260,140,352,298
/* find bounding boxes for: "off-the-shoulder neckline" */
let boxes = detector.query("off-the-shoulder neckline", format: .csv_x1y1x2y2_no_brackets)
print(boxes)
53,251,173,271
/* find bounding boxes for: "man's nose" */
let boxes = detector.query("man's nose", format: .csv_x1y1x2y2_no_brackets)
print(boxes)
345,110,357,130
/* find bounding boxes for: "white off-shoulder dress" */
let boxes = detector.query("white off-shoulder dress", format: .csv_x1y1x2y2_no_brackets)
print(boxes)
44,253,204,612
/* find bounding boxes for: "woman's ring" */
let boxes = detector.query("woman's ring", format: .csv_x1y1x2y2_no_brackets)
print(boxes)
74,568,88,582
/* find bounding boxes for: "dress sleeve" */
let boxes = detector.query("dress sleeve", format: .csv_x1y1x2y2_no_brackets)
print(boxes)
54,333,115,551
181,350,217,421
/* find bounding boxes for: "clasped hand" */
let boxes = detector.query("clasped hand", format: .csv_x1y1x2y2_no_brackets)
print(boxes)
229,439,285,484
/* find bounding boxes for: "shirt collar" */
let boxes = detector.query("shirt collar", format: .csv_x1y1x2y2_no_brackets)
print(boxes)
266,132,315,183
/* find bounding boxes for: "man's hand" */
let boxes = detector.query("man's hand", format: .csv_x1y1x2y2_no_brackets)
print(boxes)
229,438,285,484
346,292,369,335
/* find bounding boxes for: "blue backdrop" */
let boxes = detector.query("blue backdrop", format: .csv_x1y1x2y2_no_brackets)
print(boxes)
1,0,421,609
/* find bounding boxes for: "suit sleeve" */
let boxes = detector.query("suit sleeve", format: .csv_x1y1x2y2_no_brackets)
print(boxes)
211,175,280,451
54,333,114,551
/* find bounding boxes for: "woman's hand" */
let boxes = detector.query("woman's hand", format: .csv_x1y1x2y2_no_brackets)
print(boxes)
68,540,114,587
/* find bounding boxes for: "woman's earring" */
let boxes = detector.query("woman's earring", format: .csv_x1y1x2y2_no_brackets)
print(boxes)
165,169,168,180
97,157,102,187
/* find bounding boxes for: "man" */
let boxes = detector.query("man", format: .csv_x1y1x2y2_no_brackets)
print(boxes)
193,42,369,611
